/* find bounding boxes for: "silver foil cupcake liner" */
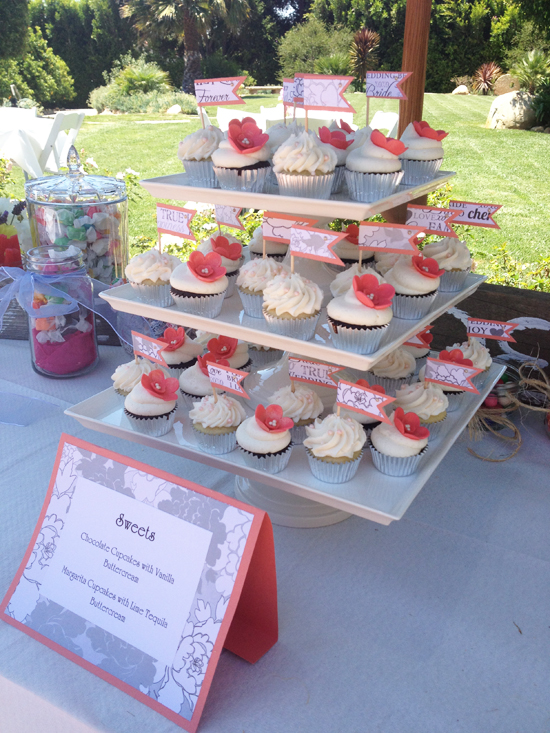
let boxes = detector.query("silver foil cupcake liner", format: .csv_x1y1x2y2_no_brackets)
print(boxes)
238,444,293,474
419,415,447,438
444,390,466,413
400,158,443,186
369,439,428,477
306,449,363,484
249,348,284,367
130,281,173,307
328,321,388,355
182,159,219,188
214,165,269,193
438,268,471,293
345,169,403,203
263,309,320,341
290,422,315,444
238,288,265,318
124,407,177,437
331,165,346,194
171,290,226,318
224,271,239,299
391,291,438,320
191,425,238,454
275,172,334,199
366,373,415,396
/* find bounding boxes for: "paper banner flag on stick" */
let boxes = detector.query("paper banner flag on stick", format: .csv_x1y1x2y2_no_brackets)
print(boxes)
357,222,424,255
403,325,434,349
214,204,244,230
336,380,395,424
262,212,318,243
207,362,249,399
288,357,344,389
448,201,502,229
365,71,412,99
406,205,462,238
467,318,518,342
282,78,295,106
294,73,355,112
194,77,245,106
292,75,304,106
289,225,347,265
424,356,483,394
131,331,168,367
156,204,196,241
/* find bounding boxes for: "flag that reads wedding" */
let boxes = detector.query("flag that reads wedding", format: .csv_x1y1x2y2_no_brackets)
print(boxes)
365,71,412,99
358,222,423,255
207,362,249,399
194,77,245,106
424,352,483,394
467,318,518,342
131,331,168,367
336,380,395,424
289,225,347,265
294,73,355,112
288,357,344,388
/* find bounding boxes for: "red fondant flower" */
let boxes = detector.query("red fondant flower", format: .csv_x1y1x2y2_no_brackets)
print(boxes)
412,255,445,279
344,223,359,245
336,119,353,134
356,379,386,394
210,235,242,261
370,129,407,156
228,118,269,155
413,120,448,142
318,126,352,150
438,349,473,367
159,326,186,352
420,332,434,346
188,251,226,282
352,274,395,309
197,352,230,376
207,335,238,360
393,407,430,440
141,370,179,402
255,404,294,433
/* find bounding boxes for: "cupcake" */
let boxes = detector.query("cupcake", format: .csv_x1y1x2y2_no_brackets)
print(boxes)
236,404,294,474
272,130,337,199
399,121,447,185
189,393,247,454
401,331,433,373
111,358,169,397
262,271,323,341
158,326,203,378
332,380,387,434
318,126,353,194
345,124,372,152
178,125,224,187
266,121,304,154
345,130,406,203
170,251,228,317
124,370,179,437
197,234,243,297
422,238,472,292
212,118,271,192
304,413,366,483
393,381,448,437
366,347,416,395
125,249,181,307
452,339,492,387
327,273,395,354
330,264,385,298
384,254,444,319
418,349,474,412
206,335,252,371
237,257,286,318
248,343,284,367
270,383,324,443
330,224,373,270
248,226,288,262
179,353,226,408
369,408,429,476
374,252,405,276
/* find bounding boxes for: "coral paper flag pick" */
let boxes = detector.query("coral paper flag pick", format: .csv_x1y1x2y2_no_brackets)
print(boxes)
336,379,395,424
424,353,483,394
206,360,250,398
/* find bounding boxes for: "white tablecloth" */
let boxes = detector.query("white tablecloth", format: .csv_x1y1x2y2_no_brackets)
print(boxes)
1,339,549,732
0,117,64,179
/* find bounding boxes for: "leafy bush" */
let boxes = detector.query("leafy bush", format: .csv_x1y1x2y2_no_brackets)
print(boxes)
349,28,380,88
451,75,473,92
504,21,550,70
242,70,257,88
315,53,351,76
201,51,241,80
88,86,197,114
533,76,550,124
483,244,550,292
510,49,550,94
278,17,352,79
113,58,172,95
473,62,502,94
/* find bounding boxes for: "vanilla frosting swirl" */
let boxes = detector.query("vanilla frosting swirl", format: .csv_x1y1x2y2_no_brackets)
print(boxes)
237,257,286,293
330,264,385,298
393,382,448,420
270,384,324,422
227,342,250,369
452,339,492,370
178,126,224,161
162,339,203,366
422,238,471,271
385,256,440,295
267,121,304,152
126,250,181,284
399,122,444,161
248,226,289,256
347,125,373,152
236,416,291,454
262,272,322,317
332,403,379,426
197,234,243,273
370,348,416,379
304,414,366,458
371,412,428,457
112,359,168,393
179,363,217,397
124,382,176,417
170,262,228,295
346,137,402,173
375,252,405,276
212,137,270,169
190,394,246,428
327,284,393,327
273,131,337,175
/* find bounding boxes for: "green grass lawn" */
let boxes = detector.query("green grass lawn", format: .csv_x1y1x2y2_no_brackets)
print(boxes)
10,93,550,278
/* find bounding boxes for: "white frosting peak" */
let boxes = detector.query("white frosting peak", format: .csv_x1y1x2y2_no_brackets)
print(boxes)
124,381,177,417
237,257,286,293
385,256,440,295
178,126,223,161
125,250,181,284
304,414,366,458
370,348,416,379
273,131,337,175
393,381,448,420
399,122,444,161
346,136,402,173
262,272,322,317
270,384,324,422
112,359,168,393
190,394,246,428
330,264,385,298
371,412,428,457
422,238,471,271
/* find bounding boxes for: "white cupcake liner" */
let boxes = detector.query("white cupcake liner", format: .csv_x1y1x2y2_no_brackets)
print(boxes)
290,421,315,444
130,281,172,307
224,271,239,299
369,439,428,477
438,268,471,293
182,159,219,188
171,289,226,317
249,348,284,367
214,165,269,193
345,169,403,203
400,158,443,186
124,407,177,437
238,443,293,474
444,390,466,412
263,309,320,341
367,373,415,396
328,319,388,355
306,449,363,484
391,291,438,320
238,288,264,318
275,172,334,199
419,414,447,438
191,425,238,454
331,165,346,194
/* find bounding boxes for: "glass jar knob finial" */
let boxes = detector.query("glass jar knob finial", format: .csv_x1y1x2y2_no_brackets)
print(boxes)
66,145,81,176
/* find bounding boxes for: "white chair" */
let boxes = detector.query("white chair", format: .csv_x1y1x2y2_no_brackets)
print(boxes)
38,111,85,173
370,111,399,138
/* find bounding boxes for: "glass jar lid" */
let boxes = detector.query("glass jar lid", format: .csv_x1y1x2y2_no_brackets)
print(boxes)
25,146,127,206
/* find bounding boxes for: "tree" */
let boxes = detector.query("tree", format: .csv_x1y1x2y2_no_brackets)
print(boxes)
514,0,550,39
278,16,353,79
0,0,29,59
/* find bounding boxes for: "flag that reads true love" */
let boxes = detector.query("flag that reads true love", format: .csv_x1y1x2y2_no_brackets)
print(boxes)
262,212,318,243
424,352,483,394
131,331,168,368
156,204,196,241
406,205,462,238
288,357,344,389
294,73,355,112
467,318,518,342
358,222,424,255
206,362,249,399
289,225,347,265
365,71,412,99
336,380,395,424
194,77,245,106
448,201,502,229
214,204,244,230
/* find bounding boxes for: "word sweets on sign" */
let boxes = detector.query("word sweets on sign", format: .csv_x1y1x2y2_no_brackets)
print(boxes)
424,357,482,394
365,71,412,99
448,201,502,229
294,73,355,112
467,318,518,342
214,204,244,230
156,204,196,241
193,77,245,106
336,380,395,423
289,225,347,265
206,362,249,399
405,205,462,238
131,331,168,368
288,357,344,388
262,212,318,243
358,222,424,255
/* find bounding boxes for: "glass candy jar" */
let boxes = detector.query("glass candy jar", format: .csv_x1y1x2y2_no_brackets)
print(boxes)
26,245,99,378
25,146,128,285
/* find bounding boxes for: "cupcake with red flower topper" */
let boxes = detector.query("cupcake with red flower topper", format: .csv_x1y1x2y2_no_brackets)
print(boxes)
384,254,444,320
236,404,294,474
124,369,179,437
197,234,244,297
212,118,271,192
345,129,406,203
369,407,430,476
318,125,353,194
399,121,448,185
170,250,228,317
207,335,252,371
158,326,203,378
179,352,227,408
331,223,374,270
327,273,395,354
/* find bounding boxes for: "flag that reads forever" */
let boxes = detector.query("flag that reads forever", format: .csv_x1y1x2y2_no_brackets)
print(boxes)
194,77,245,106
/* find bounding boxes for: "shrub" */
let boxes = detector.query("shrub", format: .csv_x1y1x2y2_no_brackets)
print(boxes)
533,76,550,124
88,86,197,114
473,62,502,94
201,51,241,80
349,28,380,89
114,58,172,95
451,75,473,92
510,49,550,94
315,53,351,76
278,17,352,79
